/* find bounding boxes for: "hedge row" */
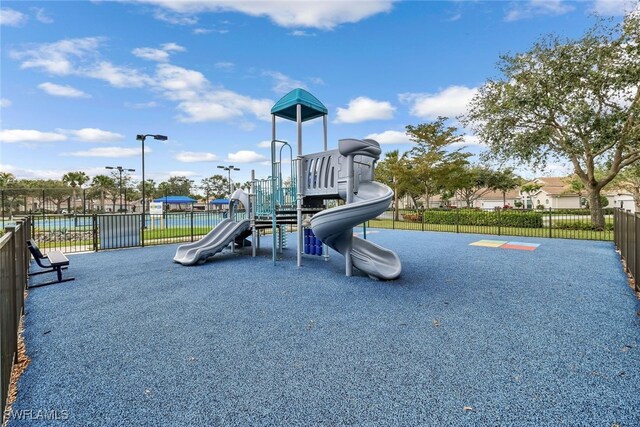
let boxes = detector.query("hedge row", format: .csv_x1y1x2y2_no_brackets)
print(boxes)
421,210,544,228
552,220,614,231
547,208,615,215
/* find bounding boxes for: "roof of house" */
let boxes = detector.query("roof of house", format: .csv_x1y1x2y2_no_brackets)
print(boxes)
477,189,522,200
534,177,571,195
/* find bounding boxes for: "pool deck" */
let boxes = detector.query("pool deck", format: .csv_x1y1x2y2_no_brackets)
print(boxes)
8,230,640,426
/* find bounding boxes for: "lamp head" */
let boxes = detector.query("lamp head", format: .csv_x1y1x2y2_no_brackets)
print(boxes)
136,134,145,141
153,134,168,141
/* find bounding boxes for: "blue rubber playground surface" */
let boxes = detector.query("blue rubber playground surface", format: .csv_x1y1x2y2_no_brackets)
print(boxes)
10,230,640,426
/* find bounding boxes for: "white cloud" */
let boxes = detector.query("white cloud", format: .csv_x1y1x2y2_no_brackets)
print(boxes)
173,89,272,123
59,128,125,142
364,130,412,145
11,38,272,127
591,0,638,15
136,0,394,30
161,42,185,52
226,150,267,163
505,0,574,21
193,28,213,34
0,164,69,180
335,97,395,124
175,151,219,162
0,8,27,26
38,82,90,98
132,43,185,62
10,37,103,75
65,147,148,158
256,140,285,148
0,98,11,108
401,86,478,120
132,47,170,62
32,7,53,24
214,62,235,71
451,134,486,148
86,61,152,88
153,9,198,25
264,71,306,95
290,30,315,37
0,129,66,143
125,101,159,109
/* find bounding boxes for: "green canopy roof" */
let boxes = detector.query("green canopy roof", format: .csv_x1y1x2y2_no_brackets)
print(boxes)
271,88,327,122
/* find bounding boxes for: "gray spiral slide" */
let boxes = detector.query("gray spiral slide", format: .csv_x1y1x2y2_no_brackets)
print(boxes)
173,218,251,266
310,181,401,280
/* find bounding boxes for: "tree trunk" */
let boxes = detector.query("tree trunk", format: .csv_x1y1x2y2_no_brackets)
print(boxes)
101,190,105,212
502,191,506,207
587,188,605,230
633,187,640,212
393,186,399,221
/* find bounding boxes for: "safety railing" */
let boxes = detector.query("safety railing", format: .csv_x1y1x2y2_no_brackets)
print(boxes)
22,211,248,254
614,209,640,292
1,217,30,421
367,207,615,241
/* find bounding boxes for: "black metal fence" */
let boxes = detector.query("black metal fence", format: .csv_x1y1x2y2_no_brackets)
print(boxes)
0,207,618,256
367,207,615,241
1,218,30,421
614,209,640,293
1,211,244,254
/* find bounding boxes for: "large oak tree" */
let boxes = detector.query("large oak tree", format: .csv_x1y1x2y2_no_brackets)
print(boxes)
464,13,640,229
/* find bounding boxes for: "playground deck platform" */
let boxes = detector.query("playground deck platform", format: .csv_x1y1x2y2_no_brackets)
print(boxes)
9,230,640,426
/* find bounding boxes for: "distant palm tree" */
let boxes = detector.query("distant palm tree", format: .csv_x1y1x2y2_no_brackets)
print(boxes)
90,175,116,212
62,171,89,212
491,168,521,207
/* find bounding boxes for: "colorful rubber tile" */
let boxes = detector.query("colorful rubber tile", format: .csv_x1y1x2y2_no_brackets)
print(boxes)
469,240,508,248
502,243,538,251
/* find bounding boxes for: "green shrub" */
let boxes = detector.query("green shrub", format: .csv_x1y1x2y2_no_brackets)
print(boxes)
550,208,616,215
422,209,543,228
552,220,614,231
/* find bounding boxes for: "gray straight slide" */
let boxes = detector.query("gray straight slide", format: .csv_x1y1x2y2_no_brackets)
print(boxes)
310,181,401,280
173,218,251,266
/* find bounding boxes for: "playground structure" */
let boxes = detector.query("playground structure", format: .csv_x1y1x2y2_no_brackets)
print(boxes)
174,89,401,280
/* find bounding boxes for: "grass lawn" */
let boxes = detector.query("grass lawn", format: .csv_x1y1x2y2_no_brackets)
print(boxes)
367,219,614,241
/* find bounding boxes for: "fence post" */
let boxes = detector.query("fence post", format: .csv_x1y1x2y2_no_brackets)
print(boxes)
497,207,501,236
456,208,460,234
392,209,395,230
83,189,86,215
421,208,424,232
549,207,552,238
633,213,640,292
1,189,4,228
92,214,98,251
190,209,194,242
4,226,18,365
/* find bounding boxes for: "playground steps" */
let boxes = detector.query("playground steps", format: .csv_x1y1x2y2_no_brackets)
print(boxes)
252,206,324,228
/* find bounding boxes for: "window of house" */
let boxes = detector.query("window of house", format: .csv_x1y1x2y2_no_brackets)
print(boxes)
545,199,549,205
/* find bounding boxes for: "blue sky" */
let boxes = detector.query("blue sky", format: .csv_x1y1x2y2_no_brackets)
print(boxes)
0,0,636,188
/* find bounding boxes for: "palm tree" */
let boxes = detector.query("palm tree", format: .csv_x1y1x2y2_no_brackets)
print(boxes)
62,171,89,212
90,175,116,212
491,168,521,207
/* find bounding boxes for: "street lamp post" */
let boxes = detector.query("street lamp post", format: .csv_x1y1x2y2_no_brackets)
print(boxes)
217,165,240,195
105,166,135,212
136,134,168,241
